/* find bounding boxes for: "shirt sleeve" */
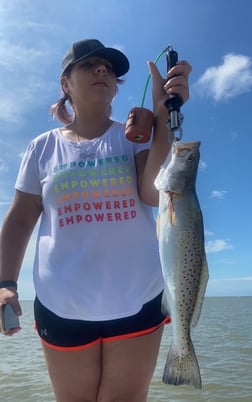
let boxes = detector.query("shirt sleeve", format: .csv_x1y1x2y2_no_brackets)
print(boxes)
15,141,42,195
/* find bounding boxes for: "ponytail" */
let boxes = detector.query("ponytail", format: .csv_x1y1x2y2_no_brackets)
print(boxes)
50,95,73,124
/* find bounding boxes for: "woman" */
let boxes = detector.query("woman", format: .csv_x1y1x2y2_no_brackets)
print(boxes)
0,39,191,401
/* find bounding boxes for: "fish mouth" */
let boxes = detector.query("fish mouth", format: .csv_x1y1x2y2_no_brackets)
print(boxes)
175,141,201,150
164,190,182,196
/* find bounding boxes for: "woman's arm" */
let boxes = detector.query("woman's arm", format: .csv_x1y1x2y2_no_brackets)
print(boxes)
0,190,43,319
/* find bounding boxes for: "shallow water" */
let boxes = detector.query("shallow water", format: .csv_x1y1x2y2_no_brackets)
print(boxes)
1,297,251,401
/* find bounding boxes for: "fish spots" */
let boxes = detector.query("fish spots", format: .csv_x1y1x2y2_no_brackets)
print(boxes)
156,141,208,389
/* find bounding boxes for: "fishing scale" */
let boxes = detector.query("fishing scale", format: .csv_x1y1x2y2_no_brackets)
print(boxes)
125,45,184,143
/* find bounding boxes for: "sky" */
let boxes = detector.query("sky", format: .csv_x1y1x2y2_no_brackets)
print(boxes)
0,0,251,299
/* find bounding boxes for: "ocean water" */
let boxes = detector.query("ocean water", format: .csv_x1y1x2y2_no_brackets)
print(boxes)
0,297,251,402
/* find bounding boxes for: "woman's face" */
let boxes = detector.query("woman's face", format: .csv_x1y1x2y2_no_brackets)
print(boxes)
62,57,118,108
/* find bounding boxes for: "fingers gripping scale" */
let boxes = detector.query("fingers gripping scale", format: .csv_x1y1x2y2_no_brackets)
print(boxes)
165,46,184,140
125,44,184,143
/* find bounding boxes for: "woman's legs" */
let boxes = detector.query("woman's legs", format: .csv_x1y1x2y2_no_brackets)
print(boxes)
42,341,102,402
41,327,163,402
36,293,167,401
98,327,163,402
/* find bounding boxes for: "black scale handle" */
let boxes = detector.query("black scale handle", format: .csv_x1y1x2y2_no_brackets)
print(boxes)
164,49,183,129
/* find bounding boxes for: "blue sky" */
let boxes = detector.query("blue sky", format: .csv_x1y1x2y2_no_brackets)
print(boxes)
0,0,251,299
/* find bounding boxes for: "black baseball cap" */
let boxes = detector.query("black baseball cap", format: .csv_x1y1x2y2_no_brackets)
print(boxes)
61,39,130,77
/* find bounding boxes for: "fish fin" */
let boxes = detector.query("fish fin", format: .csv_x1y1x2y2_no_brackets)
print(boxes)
168,196,176,225
191,254,209,328
161,291,170,316
162,341,202,389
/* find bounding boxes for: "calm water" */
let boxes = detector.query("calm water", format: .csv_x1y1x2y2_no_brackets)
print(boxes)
0,297,251,401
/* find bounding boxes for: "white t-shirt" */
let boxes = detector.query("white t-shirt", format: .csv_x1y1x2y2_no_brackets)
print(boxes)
15,121,164,320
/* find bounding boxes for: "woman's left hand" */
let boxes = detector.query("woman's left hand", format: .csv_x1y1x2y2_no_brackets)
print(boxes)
148,60,192,117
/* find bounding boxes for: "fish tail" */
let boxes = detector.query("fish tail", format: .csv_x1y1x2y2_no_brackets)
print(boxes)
162,342,202,389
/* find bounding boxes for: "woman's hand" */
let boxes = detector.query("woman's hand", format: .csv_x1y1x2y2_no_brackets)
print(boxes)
148,60,192,118
0,287,22,335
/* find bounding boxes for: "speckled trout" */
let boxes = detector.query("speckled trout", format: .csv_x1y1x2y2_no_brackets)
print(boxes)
154,140,208,389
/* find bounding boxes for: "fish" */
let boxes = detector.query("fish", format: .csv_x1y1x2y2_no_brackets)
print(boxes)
154,140,209,389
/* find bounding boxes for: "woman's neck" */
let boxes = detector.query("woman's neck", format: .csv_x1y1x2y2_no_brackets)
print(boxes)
66,114,113,141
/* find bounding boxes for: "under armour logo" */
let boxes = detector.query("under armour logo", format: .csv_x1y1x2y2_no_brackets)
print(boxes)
40,328,48,337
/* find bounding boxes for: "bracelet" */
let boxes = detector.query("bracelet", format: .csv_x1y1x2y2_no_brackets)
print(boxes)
0,280,17,290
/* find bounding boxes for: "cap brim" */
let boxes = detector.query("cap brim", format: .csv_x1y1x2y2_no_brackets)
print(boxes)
70,47,129,77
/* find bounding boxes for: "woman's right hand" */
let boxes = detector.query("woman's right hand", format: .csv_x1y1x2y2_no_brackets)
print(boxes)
0,190,42,336
0,287,22,336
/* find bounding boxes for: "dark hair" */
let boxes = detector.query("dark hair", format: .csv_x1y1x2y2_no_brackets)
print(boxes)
50,94,73,124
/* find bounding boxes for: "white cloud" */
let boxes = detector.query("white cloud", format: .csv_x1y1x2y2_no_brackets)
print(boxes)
0,158,8,172
217,259,237,265
0,201,11,207
205,239,233,253
0,79,56,125
205,229,214,237
209,276,252,283
0,6,58,126
194,53,252,101
224,276,252,281
0,39,47,72
206,276,252,297
211,190,227,199
199,159,207,170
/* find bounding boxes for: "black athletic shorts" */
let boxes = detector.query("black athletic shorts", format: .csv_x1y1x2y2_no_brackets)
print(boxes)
34,293,170,351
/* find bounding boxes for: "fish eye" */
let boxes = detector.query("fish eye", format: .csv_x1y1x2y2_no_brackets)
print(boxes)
177,149,188,158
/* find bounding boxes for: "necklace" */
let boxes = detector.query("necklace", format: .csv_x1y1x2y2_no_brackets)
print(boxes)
64,119,112,144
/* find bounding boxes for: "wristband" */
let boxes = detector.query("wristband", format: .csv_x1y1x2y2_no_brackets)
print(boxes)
0,280,17,290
